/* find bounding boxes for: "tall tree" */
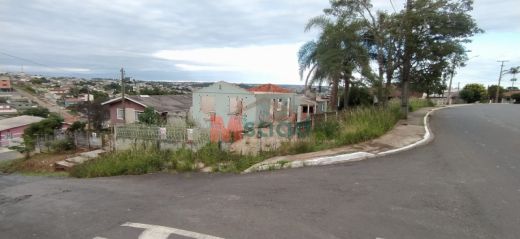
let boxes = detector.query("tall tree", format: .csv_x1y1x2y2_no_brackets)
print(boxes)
397,0,481,118
300,11,373,110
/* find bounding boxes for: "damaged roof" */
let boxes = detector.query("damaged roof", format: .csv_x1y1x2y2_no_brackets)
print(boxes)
102,94,192,113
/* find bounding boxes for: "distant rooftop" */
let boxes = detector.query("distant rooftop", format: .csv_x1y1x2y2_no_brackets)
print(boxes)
102,94,192,113
0,115,44,131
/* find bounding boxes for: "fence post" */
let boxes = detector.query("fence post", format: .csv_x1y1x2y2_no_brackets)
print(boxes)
112,126,117,151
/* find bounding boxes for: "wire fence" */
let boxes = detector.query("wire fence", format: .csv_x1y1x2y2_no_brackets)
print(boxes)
113,124,210,150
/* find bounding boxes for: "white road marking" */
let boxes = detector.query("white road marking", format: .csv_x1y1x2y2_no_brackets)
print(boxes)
122,222,225,239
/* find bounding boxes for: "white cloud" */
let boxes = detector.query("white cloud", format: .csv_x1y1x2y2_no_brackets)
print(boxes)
153,44,302,83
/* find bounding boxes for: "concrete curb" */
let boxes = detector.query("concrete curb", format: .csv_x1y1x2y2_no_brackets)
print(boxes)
243,104,470,173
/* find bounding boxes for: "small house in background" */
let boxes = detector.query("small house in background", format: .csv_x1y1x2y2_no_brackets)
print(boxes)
0,115,44,147
0,76,12,92
101,94,192,126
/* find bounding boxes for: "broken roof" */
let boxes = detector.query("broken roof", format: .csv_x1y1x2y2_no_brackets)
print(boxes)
102,94,192,113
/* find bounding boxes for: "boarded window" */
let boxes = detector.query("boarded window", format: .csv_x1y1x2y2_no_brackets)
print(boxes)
229,97,238,113
201,95,215,113
117,108,124,119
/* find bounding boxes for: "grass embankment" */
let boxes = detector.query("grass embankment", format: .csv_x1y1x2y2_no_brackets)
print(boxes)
0,152,72,177
70,99,433,178
70,144,262,177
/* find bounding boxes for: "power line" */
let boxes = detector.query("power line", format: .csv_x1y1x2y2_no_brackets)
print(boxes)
0,49,90,74
0,50,55,69
389,0,398,13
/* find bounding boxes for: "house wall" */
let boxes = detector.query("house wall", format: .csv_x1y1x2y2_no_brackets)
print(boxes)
108,100,145,125
191,82,257,128
253,93,296,124
0,125,29,147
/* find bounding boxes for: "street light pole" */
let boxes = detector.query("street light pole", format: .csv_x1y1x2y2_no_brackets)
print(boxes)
496,60,508,103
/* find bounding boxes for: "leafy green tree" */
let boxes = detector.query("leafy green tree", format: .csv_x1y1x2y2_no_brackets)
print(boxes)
460,83,487,103
396,0,481,118
23,114,64,151
322,0,395,104
22,107,50,118
138,107,160,125
487,85,505,102
67,90,110,131
67,121,86,133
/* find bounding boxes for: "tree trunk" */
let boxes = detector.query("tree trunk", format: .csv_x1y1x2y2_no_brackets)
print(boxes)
400,0,413,119
330,78,339,111
384,66,394,105
343,77,351,110
376,48,385,106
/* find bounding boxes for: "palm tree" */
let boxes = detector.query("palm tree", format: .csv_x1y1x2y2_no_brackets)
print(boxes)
299,15,372,110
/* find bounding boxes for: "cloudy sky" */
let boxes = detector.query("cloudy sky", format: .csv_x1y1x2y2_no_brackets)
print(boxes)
0,0,519,87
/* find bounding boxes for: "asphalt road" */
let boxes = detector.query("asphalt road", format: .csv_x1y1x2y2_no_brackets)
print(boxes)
1,104,519,239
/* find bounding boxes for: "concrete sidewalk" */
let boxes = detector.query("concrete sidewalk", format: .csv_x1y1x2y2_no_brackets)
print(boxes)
244,107,438,173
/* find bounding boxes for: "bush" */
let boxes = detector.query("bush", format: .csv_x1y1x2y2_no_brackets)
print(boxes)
23,107,50,118
50,139,75,152
460,83,488,103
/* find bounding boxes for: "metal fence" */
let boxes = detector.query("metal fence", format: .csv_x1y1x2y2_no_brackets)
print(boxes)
113,124,210,151
32,130,104,153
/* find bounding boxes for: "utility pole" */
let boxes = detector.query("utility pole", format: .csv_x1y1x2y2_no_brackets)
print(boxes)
86,85,91,149
496,60,508,103
120,67,126,124
446,64,455,105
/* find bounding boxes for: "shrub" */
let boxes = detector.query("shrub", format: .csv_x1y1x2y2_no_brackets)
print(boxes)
23,107,50,118
50,139,75,152
460,83,488,103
